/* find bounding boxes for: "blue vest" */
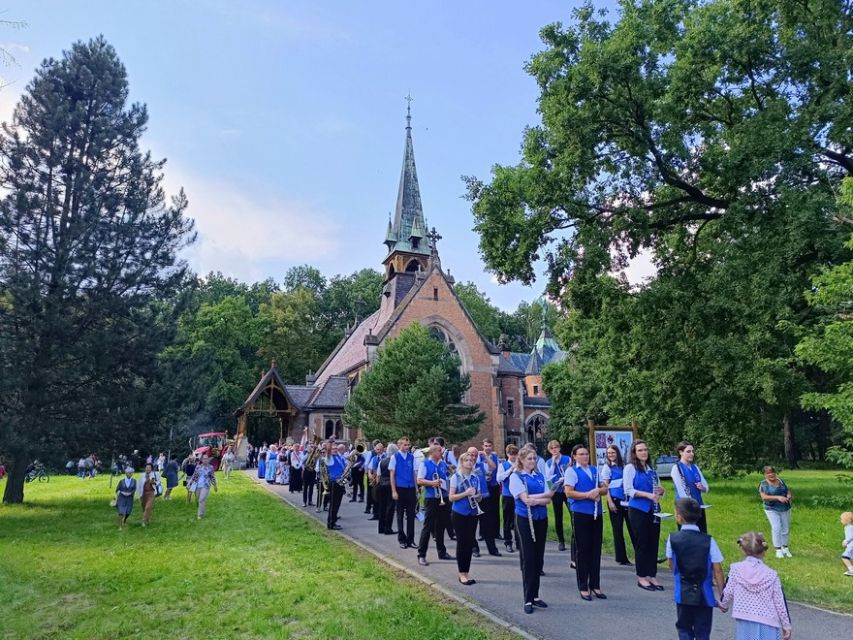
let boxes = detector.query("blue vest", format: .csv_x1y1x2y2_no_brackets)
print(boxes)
547,454,571,485
422,458,449,500
326,455,346,481
670,530,716,607
628,466,654,513
451,472,481,516
368,453,383,472
569,465,600,515
484,452,499,486
393,452,415,488
500,461,514,497
608,465,625,501
677,462,704,505
514,472,548,520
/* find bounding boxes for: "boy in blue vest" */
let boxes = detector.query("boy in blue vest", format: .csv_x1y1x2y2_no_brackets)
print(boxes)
666,498,725,640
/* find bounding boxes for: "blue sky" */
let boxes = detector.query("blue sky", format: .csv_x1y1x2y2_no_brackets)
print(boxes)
0,1,624,311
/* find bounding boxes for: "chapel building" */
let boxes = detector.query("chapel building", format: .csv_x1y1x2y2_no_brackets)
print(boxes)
235,112,564,453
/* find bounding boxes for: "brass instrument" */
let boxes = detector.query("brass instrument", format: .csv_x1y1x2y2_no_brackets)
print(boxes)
303,436,322,472
461,473,484,516
433,471,446,506
317,456,330,512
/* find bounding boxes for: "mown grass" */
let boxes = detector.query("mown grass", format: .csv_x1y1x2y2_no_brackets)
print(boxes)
544,469,853,611
0,474,520,640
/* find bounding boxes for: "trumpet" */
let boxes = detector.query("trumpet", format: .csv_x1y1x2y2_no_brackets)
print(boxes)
461,474,484,516
433,472,446,506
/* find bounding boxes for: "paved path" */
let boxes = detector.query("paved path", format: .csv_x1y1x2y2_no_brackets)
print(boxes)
252,474,849,640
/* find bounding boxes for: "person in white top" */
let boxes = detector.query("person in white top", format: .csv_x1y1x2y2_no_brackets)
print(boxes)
670,441,710,533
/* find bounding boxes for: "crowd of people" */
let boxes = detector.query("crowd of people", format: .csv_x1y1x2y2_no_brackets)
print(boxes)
249,435,821,640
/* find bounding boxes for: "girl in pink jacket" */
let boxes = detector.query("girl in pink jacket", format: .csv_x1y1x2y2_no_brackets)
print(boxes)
720,532,792,640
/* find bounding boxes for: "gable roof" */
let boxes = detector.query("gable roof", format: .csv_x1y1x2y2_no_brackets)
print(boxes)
235,366,301,416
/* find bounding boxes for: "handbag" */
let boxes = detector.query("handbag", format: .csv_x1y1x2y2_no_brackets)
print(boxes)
155,482,163,497
109,498,117,507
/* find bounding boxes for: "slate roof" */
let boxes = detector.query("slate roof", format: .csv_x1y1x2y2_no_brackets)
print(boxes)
498,352,529,375
524,396,551,408
283,385,315,410
311,375,350,409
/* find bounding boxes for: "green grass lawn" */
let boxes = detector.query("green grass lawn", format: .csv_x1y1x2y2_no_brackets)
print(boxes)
544,469,853,611
0,473,519,640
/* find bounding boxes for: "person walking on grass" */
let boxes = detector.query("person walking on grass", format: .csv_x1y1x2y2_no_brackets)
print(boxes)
183,455,198,504
137,463,161,527
163,456,180,500
758,466,793,558
189,454,218,520
840,511,853,577
115,467,136,529
719,531,792,640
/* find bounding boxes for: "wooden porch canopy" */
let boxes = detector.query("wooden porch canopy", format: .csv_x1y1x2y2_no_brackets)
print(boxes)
234,362,299,450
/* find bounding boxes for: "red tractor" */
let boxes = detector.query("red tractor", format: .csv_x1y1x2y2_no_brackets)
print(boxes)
192,432,231,470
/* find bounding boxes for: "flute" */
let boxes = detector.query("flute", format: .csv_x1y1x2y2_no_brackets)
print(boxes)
522,475,536,542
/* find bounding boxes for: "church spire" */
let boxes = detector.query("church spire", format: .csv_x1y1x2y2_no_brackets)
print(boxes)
385,96,430,258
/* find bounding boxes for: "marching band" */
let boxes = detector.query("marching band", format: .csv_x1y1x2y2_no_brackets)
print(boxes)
253,433,715,615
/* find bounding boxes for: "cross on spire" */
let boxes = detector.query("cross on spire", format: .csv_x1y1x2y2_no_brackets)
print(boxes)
426,226,442,256
405,92,413,129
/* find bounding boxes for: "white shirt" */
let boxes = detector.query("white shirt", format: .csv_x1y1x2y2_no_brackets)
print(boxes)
671,462,709,499
535,456,547,477
417,458,448,492
387,450,412,471
509,471,545,498
623,464,642,498
665,524,723,562
496,460,516,483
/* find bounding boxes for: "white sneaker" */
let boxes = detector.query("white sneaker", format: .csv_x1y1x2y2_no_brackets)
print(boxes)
782,547,792,558
775,549,784,558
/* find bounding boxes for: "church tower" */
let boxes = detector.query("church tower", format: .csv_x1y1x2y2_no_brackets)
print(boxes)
382,100,432,283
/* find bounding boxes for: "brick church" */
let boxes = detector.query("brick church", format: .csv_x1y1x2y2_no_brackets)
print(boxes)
235,111,564,453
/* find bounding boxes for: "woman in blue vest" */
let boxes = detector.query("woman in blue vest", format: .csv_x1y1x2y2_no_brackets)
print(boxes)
496,444,520,553
564,444,607,600
510,448,554,614
600,444,636,565
671,441,710,533
625,439,666,592
545,440,572,552
449,452,483,586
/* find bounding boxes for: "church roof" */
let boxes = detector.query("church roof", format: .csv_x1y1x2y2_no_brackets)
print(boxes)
235,365,301,415
384,107,432,258
498,352,529,375
311,375,350,408
282,385,315,410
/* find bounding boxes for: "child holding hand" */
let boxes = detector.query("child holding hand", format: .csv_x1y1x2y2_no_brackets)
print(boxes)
841,512,853,577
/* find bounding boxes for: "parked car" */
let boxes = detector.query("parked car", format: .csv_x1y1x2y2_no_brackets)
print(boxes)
655,455,678,479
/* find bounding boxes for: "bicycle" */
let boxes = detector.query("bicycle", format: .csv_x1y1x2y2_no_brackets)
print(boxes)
24,462,49,483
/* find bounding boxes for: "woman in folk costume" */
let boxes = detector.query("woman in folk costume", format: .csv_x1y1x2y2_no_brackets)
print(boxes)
264,445,278,484
257,444,267,479
115,467,137,529
136,462,161,527
275,447,289,485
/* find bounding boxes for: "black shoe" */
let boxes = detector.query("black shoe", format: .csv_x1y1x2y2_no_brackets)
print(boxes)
592,590,607,599
400,543,408,549
488,550,502,557
505,543,515,553
349,498,357,503
477,536,483,541
654,584,665,591
558,542,567,551
358,497,364,502
448,535,456,541
579,592,592,601
539,569,546,576
302,503,307,507
618,560,634,566
495,534,503,540
329,524,342,530
657,557,667,564
459,578,476,586
523,603,533,614
308,502,314,506
418,556,429,566
472,550,481,558
369,516,379,521
438,553,455,561
532,599,548,608
637,581,657,592
364,509,371,514
407,543,418,549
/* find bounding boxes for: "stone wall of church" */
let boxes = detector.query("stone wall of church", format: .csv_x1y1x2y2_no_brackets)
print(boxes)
381,269,505,452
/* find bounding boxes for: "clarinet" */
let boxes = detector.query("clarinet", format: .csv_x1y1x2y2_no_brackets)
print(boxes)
651,468,662,523
592,465,600,520
677,462,694,502
522,475,536,542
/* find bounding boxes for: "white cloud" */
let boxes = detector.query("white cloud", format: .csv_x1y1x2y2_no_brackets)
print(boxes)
163,165,340,282
620,248,658,289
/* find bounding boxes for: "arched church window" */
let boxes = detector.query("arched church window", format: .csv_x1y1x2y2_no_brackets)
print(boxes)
324,419,335,439
405,259,420,272
335,420,344,440
428,325,458,356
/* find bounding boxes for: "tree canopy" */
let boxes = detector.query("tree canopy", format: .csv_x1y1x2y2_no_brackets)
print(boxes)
468,0,852,472
344,323,484,445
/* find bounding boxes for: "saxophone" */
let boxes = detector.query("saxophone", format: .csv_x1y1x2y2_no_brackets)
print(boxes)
317,457,330,512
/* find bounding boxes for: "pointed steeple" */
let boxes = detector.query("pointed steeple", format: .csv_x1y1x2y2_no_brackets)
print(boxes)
386,97,430,258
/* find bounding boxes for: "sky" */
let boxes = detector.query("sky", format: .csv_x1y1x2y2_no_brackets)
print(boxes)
0,0,636,311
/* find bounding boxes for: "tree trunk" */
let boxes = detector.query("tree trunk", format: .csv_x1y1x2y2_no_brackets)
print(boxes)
2,457,28,504
783,411,798,469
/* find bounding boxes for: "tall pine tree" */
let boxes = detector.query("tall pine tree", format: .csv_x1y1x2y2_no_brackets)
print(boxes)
0,38,195,503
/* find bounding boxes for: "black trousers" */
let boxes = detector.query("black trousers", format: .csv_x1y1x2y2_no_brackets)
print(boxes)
487,485,501,538
551,492,568,544
676,604,713,640
418,497,450,558
477,490,499,553
502,495,518,547
396,486,417,545
677,508,708,533
365,478,376,513
628,507,661,578
608,502,636,563
516,516,548,604
327,482,344,528
302,469,316,505
350,468,365,500
452,511,477,573
573,511,603,591
377,484,394,534
290,466,303,493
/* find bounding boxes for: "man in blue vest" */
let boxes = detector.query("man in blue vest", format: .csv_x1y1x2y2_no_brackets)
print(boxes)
416,444,454,565
324,442,347,530
666,498,725,640
390,436,417,549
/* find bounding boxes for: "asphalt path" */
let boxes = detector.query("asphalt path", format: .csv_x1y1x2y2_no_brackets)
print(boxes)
251,473,850,640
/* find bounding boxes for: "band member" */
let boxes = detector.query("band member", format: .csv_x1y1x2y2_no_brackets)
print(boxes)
468,446,500,557
301,444,317,507
510,448,554,614
390,437,417,549
416,444,453,565
438,437,457,540
564,444,607,600
365,441,383,518
671,441,710,533
497,444,520,553
324,442,346,530
377,443,397,534
449,452,483,586
599,444,636,565
349,445,366,503
545,440,571,551
625,439,666,591
482,439,502,542
289,445,303,494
